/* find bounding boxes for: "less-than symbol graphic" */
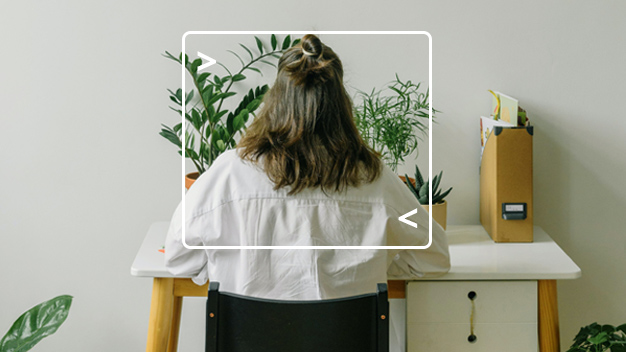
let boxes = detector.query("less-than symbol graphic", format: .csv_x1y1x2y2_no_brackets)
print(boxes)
398,208,418,228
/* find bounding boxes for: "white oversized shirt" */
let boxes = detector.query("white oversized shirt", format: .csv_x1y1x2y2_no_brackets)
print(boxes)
165,150,450,300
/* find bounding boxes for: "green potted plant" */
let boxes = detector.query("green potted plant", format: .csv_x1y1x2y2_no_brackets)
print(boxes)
404,164,452,229
0,295,72,352
567,322,626,352
159,34,301,188
353,74,433,172
353,76,448,226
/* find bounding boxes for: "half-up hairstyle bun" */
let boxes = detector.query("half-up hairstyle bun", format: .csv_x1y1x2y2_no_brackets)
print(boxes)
300,34,323,58
282,34,333,86
238,34,381,195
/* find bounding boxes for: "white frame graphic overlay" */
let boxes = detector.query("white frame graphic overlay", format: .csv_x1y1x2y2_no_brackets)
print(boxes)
181,31,433,250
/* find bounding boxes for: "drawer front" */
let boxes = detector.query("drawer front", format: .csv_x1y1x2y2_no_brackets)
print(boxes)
407,322,538,352
407,281,537,324
407,281,537,351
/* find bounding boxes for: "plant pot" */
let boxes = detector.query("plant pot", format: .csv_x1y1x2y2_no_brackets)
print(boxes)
421,200,447,230
399,175,448,229
185,172,199,190
399,175,415,186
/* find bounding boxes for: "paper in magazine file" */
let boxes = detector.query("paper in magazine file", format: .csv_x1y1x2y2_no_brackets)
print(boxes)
488,90,530,126
495,92,519,125
480,116,514,158
481,91,532,161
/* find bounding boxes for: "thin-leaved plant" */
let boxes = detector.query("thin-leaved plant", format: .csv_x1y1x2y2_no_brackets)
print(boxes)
354,74,434,172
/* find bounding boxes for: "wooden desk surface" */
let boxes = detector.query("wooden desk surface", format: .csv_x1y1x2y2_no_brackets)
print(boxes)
131,222,580,281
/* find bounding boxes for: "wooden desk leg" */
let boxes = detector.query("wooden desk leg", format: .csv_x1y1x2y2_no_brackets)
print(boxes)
146,278,175,352
167,296,183,352
538,280,560,352
387,280,406,299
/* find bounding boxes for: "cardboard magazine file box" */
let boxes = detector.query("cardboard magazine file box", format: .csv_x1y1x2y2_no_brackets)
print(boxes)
480,126,533,242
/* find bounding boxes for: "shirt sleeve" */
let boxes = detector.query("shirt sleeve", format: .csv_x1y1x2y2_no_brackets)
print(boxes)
163,151,238,285
386,219,451,278
384,169,451,278
164,200,209,285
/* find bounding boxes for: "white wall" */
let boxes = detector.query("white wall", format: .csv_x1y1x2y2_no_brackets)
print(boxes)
0,1,624,351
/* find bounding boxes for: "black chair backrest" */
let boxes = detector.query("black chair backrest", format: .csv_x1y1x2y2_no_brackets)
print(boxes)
206,282,389,352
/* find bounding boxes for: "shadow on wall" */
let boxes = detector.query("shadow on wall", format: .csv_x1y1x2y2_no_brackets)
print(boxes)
533,112,572,244
531,104,626,345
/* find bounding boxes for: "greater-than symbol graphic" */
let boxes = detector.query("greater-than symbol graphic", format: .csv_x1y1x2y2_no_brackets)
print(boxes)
197,52,216,71
399,208,418,228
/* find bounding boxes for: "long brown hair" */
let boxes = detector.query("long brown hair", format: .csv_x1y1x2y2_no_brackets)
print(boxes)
238,34,381,194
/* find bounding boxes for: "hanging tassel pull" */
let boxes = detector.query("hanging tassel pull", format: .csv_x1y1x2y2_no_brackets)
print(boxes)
468,291,477,343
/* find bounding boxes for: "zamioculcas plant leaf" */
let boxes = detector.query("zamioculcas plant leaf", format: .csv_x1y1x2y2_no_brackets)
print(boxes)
160,34,302,175
0,295,73,352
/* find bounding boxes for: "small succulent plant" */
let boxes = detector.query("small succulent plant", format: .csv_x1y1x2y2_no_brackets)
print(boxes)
404,165,452,205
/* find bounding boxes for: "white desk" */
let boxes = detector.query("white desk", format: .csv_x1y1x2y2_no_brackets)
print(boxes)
131,223,580,352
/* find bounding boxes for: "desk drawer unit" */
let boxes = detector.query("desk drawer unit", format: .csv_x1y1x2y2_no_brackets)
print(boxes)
406,281,537,352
